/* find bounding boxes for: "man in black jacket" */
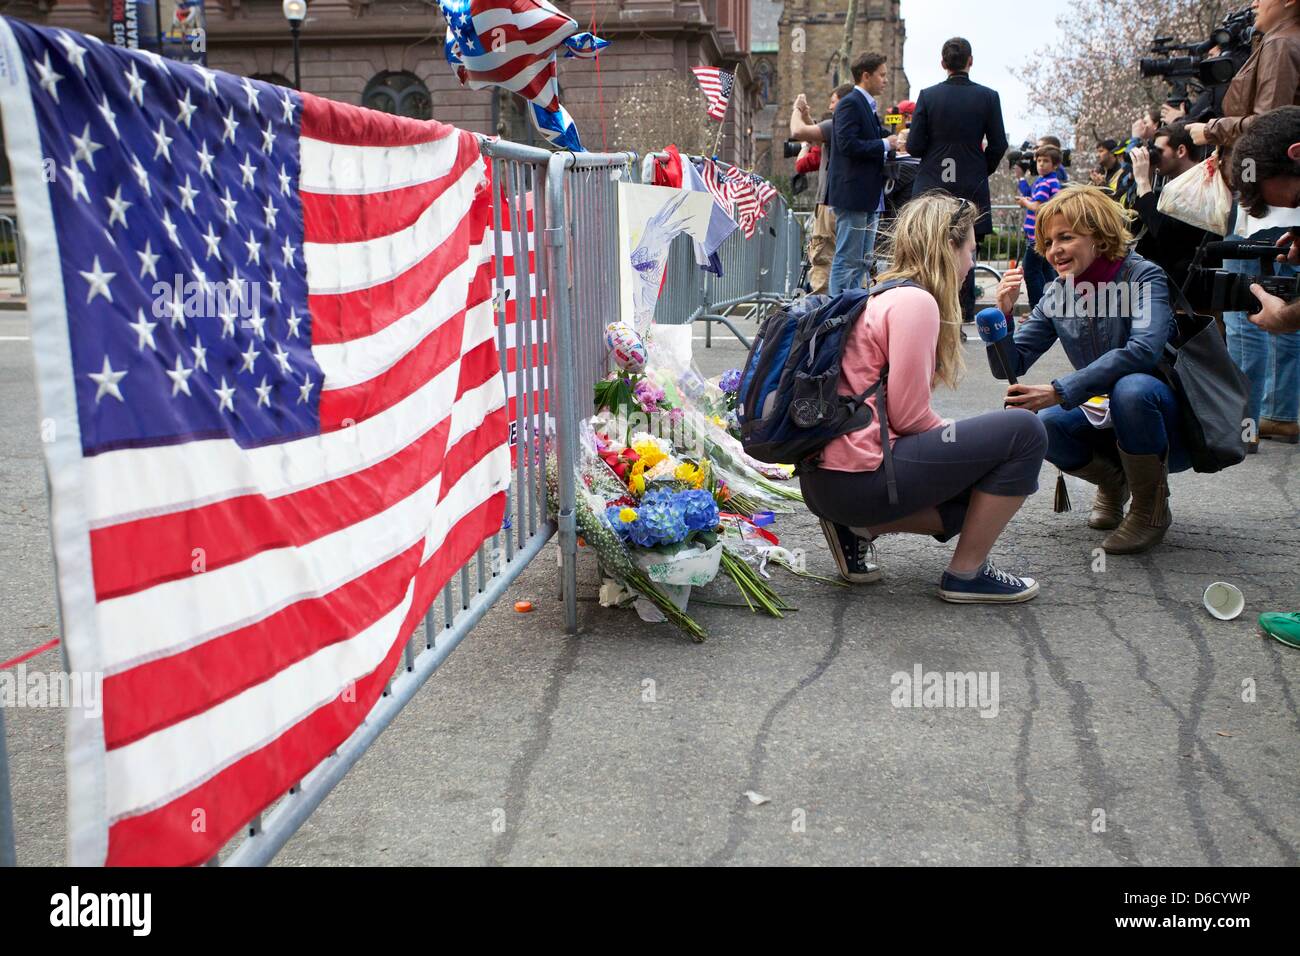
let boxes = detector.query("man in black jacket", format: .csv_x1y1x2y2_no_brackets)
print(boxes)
1131,122,1213,297
906,37,1009,321
827,52,898,294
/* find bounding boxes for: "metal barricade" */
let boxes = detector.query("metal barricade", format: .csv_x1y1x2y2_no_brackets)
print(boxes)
976,204,1025,282
0,136,634,867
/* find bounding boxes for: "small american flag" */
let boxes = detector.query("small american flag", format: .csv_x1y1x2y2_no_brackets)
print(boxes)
691,66,733,121
696,158,777,239
0,17,510,865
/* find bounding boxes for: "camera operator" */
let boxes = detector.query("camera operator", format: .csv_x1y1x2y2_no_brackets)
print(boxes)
1184,0,1300,448
791,84,854,293
1161,96,1189,125
1131,123,1214,292
1187,0,1300,151
1132,107,1160,145
1233,105,1300,332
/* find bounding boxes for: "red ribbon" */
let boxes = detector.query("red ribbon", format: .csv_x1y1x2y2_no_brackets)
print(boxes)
0,636,60,671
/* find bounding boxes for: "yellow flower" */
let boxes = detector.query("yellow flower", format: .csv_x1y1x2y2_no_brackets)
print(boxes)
630,473,645,495
632,440,666,469
618,507,638,523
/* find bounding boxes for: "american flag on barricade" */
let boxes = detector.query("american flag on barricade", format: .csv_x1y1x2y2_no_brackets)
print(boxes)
0,17,511,865
690,66,733,121
696,158,777,239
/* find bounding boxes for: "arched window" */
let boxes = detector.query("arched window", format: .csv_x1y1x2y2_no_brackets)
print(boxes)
250,72,295,90
362,71,433,120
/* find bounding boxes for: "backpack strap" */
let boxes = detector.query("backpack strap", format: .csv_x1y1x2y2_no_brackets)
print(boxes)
851,279,914,506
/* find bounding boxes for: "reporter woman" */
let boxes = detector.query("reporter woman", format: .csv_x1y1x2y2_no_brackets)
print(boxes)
992,186,1182,555
801,192,1048,604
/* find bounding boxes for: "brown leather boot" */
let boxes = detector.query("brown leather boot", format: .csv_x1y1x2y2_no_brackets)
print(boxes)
1064,455,1129,530
1103,451,1172,554
1260,418,1300,444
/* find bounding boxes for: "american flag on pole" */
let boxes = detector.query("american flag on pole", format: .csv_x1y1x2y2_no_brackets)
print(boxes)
0,18,510,865
690,66,733,121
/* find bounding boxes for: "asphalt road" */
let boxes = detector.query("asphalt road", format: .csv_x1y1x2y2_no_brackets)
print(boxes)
2,310,1297,866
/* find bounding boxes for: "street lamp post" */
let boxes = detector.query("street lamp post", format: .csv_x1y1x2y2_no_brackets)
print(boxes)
283,0,306,91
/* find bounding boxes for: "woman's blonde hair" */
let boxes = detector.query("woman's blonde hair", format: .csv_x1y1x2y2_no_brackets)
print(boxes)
1033,184,1135,259
875,190,976,389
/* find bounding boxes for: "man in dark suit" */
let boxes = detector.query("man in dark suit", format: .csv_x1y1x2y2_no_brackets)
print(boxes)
906,37,1009,321
827,52,898,294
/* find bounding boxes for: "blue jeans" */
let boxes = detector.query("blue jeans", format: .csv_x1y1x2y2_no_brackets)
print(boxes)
1039,372,1190,474
829,209,880,295
1023,243,1055,308
1223,242,1300,425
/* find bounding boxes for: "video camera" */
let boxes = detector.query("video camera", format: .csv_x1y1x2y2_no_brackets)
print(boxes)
783,140,803,159
1007,140,1071,176
1183,231,1300,315
1139,6,1256,121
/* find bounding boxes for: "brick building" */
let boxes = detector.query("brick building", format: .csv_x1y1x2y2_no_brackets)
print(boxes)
770,0,908,176
8,0,760,164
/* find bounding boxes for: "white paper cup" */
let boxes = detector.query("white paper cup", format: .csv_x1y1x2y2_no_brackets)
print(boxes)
1203,582,1245,621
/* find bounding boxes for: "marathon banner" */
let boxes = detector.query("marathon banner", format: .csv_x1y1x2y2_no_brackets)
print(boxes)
107,0,159,52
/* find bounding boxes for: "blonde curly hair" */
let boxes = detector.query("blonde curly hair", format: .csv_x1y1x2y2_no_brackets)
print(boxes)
1033,184,1135,260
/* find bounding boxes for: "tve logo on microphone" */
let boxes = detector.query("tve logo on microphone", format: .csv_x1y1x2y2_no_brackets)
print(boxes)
974,307,1010,343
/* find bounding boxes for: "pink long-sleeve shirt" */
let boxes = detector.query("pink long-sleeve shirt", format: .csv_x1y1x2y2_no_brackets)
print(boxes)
819,284,946,472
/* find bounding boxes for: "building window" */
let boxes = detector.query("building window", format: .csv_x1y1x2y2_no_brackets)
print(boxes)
250,72,295,90
362,71,433,120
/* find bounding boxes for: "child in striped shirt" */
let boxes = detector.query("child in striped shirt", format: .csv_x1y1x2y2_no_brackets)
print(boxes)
1016,146,1063,307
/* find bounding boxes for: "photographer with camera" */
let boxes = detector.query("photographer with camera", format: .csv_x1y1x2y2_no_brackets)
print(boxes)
1131,123,1214,292
1232,106,1300,331
1015,146,1064,307
791,85,854,294
1186,0,1300,151
1230,105,1300,649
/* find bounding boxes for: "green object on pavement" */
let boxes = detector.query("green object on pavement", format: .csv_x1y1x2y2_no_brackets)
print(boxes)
1259,612,1300,649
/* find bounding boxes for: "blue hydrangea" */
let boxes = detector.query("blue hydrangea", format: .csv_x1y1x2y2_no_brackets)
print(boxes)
679,489,720,533
637,489,689,546
719,368,743,394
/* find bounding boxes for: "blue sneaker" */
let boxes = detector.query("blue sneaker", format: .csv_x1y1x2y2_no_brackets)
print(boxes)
939,561,1039,604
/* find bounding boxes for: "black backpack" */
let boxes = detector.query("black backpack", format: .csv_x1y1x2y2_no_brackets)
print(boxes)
736,280,919,504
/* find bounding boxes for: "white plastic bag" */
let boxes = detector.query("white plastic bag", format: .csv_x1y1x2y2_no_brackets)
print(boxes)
1157,154,1232,237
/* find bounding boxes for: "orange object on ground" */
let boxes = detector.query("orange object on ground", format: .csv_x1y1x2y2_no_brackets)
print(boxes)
514,601,534,613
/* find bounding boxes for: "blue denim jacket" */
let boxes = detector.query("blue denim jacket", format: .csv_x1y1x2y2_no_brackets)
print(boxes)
1000,251,1174,409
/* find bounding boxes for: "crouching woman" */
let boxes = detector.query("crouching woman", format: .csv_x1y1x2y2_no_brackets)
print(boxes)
801,191,1048,603
992,185,1182,554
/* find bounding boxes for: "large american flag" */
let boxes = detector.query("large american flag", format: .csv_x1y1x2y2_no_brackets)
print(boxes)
0,18,511,865
690,66,733,121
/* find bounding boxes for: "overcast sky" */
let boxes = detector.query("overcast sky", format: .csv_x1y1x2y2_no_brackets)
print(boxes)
900,0,1074,146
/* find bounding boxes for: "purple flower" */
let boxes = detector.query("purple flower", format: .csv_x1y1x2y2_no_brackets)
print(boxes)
719,368,743,394
633,378,666,412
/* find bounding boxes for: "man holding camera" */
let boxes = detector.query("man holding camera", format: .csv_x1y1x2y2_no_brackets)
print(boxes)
791,85,854,294
1234,106,1300,333
1131,123,1212,292
906,36,1010,322
1231,105,1300,649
